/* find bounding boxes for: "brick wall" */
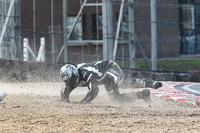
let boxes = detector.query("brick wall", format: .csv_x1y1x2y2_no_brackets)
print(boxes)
133,0,179,58
20,0,180,63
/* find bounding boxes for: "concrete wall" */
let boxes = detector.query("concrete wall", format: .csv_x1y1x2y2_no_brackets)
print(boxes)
0,59,62,82
0,59,199,83
123,69,200,82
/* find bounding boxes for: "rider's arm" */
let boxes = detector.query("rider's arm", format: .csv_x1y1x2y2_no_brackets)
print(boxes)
79,77,99,104
61,82,75,102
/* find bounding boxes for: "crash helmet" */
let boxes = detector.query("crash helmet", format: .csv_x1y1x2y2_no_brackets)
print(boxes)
0,92,7,101
60,64,79,85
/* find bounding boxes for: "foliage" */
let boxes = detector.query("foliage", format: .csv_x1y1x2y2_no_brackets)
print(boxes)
135,59,200,72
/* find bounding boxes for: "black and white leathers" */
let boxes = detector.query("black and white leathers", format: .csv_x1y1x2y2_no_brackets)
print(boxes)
61,60,125,104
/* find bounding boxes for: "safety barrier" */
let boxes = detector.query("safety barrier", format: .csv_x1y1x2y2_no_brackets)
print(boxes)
124,69,200,82
23,38,45,62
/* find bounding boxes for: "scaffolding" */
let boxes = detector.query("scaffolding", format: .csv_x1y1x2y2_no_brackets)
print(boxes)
0,0,21,60
56,0,151,70
1,0,198,72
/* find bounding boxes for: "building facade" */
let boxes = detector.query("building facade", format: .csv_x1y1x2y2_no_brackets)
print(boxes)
20,0,200,65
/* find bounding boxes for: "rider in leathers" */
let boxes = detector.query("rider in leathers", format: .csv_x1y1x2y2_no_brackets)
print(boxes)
60,60,162,104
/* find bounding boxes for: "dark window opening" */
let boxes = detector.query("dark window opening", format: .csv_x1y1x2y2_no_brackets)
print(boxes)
92,14,102,40
67,16,83,40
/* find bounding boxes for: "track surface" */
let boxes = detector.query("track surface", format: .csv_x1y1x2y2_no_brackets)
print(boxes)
0,82,200,132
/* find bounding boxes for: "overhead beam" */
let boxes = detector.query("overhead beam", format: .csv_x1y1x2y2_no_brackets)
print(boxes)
68,40,103,44
85,3,102,6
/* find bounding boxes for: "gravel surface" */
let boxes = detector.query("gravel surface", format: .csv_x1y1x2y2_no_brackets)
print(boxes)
0,82,200,133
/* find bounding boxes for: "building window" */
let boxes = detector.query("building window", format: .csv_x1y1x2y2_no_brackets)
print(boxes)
179,0,200,55
67,16,82,40
194,1,200,53
92,14,102,40
182,6,195,29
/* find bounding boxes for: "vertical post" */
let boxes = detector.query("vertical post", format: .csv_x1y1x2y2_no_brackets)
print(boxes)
41,37,45,61
37,37,45,61
151,0,157,70
113,0,125,61
51,0,55,63
102,0,114,60
128,0,135,68
10,0,15,59
63,0,68,63
15,0,21,60
33,0,36,52
23,38,29,61
36,37,45,61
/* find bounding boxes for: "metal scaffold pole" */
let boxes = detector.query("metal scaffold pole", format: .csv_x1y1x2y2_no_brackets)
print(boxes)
113,0,125,61
51,0,55,63
151,0,158,70
128,0,135,69
102,0,114,61
15,0,21,59
63,0,68,63
0,0,15,57
33,0,36,53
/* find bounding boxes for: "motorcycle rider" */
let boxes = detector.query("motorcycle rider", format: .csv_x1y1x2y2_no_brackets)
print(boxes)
60,60,162,104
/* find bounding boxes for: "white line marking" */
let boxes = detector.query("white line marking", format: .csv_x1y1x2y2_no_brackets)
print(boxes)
182,84,200,95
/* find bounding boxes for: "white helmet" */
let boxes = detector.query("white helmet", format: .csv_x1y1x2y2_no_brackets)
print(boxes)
60,64,79,84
